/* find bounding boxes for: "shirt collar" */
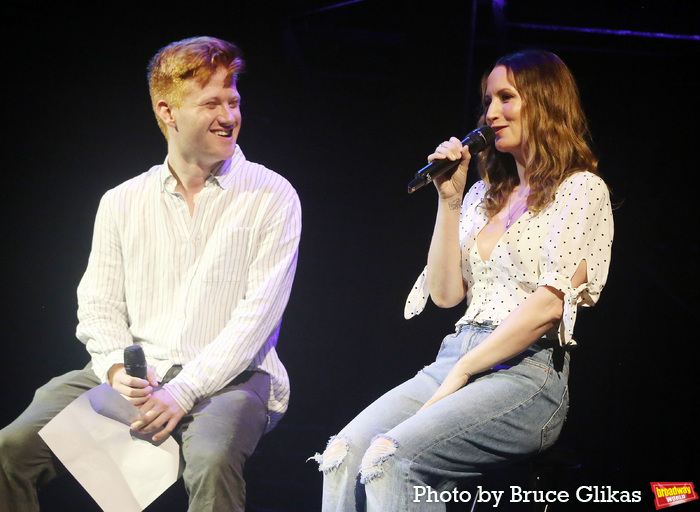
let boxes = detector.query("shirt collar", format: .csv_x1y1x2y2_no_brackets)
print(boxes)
211,145,245,190
159,145,246,192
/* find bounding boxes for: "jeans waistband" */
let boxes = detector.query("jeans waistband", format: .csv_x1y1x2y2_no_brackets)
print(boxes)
457,320,498,332
458,321,562,352
529,338,560,351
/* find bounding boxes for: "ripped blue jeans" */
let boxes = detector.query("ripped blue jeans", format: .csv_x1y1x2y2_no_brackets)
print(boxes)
313,322,570,512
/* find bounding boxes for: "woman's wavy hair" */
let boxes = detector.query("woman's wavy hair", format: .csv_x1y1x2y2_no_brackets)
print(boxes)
476,50,599,217
148,36,245,138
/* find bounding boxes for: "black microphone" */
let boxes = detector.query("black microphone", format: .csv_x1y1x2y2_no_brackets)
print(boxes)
124,345,147,379
407,125,495,194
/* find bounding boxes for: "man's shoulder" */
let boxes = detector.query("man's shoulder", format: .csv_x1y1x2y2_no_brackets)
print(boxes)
231,158,298,202
101,165,163,200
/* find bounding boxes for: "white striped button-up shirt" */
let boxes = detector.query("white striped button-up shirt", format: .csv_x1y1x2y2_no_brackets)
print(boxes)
76,146,301,429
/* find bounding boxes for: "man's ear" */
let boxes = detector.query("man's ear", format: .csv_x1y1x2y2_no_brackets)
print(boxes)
155,100,177,129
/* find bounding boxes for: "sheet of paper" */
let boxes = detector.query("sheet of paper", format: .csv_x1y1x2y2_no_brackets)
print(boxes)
39,383,180,512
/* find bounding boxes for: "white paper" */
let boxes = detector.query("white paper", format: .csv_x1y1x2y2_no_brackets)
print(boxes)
39,383,180,512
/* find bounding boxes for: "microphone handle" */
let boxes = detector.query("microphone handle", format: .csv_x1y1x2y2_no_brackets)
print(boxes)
407,158,461,194
407,128,492,194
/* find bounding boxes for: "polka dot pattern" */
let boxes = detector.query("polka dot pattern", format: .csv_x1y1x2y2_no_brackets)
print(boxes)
404,171,614,346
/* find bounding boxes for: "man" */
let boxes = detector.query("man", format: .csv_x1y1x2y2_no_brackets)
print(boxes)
0,36,301,512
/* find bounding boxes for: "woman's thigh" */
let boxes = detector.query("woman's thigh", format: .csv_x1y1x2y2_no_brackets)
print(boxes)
335,370,440,448
376,351,570,487
335,325,493,449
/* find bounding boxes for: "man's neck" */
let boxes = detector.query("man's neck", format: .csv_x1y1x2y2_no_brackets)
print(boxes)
167,154,225,217
167,153,224,193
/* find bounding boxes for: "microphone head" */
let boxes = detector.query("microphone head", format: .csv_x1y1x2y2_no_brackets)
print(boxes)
464,125,495,155
124,345,147,379
407,125,496,194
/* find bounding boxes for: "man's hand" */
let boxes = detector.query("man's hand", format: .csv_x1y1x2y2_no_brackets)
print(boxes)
108,363,184,441
108,363,158,406
131,389,186,442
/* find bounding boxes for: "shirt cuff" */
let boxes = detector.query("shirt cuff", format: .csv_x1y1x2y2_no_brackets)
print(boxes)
162,378,197,414
558,289,580,346
92,349,127,383
538,273,587,346
404,266,429,319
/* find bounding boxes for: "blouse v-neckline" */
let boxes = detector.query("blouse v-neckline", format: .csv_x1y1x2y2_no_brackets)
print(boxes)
475,190,530,263
475,212,526,264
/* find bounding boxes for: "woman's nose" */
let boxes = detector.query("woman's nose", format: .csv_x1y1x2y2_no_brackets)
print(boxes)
486,101,500,122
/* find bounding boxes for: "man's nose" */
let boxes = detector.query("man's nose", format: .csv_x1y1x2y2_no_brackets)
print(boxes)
219,105,237,124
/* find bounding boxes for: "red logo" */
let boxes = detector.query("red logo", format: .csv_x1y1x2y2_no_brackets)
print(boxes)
651,482,698,510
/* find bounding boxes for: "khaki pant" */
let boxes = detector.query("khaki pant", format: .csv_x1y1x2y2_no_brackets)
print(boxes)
0,364,271,512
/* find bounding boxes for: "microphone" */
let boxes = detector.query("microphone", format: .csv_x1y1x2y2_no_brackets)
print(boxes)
124,345,147,379
407,125,495,194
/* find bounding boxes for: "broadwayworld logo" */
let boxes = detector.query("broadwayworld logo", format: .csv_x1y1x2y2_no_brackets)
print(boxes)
651,482,698,510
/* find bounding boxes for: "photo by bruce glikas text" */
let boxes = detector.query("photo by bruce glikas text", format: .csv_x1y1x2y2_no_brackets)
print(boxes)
412,485,643,506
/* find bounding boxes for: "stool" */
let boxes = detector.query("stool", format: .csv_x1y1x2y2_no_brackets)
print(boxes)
445,446,582,512
527,446,582,512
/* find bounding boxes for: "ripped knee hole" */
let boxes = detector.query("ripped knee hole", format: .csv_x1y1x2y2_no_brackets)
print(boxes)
359,435,398,484
309,435,349,473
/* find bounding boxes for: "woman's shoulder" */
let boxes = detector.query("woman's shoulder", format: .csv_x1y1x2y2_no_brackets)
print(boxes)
559,170,608,191
462,180,487,208
551,171,611,213
466,179,487,197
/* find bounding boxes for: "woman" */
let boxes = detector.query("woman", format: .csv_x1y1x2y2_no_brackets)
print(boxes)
312,49,613,511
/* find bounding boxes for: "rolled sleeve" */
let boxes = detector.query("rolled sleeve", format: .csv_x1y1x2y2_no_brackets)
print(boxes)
538,172,614,345
404,266,430,319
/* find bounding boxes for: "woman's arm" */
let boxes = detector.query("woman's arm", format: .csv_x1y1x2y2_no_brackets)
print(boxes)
426,195,467,307
425,137,472,307
419,263,587,411
419,285,564,411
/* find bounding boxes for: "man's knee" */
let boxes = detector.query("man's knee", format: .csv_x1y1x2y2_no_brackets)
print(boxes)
0,423,43,471
186,441,244,471
181,427,257,481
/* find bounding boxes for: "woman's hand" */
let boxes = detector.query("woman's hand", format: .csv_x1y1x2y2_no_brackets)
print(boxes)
427,137,472,201
418,360,471,412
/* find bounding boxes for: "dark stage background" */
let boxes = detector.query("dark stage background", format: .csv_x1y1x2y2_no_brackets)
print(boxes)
2,1,698,511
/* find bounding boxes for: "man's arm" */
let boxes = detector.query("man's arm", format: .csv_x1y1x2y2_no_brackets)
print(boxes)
77,192,175,435
76,192,134,381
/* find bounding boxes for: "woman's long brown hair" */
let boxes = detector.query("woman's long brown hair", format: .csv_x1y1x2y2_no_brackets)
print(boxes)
476,50,599,218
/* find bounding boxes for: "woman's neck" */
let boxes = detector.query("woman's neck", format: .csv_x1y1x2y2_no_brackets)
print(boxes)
515,159,527,188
